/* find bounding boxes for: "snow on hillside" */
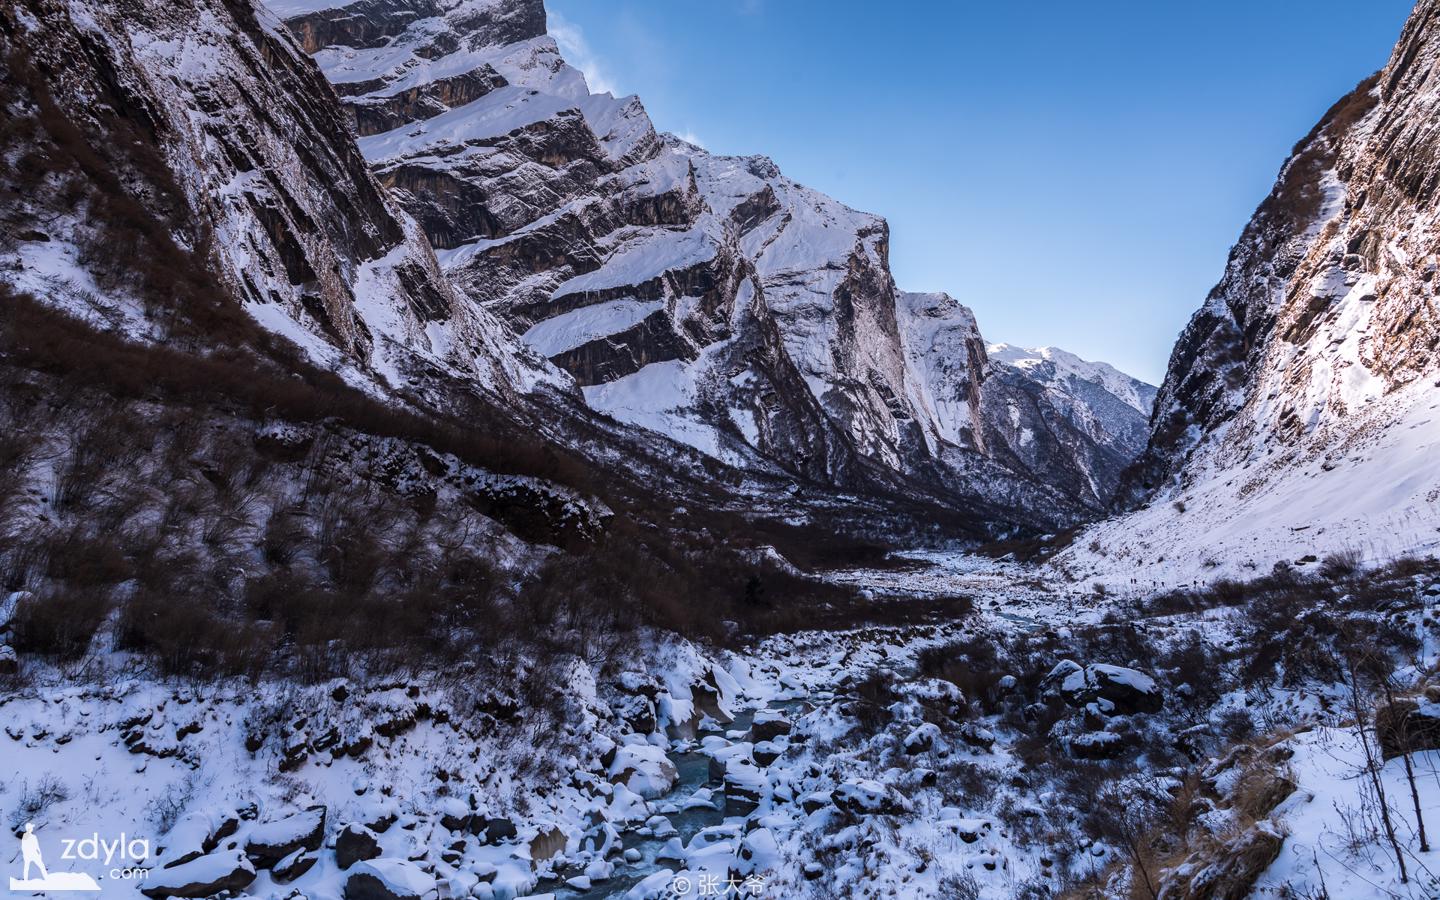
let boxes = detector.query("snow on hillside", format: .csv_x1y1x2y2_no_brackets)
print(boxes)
272,0,1151,524
1056,376,1440,592
987,343,1157,416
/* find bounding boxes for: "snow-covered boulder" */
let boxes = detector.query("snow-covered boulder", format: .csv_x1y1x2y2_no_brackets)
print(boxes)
476,817,518,844
140,849,255,898
903,722,941,755
724,757,767,817
958,722,996,750
336,822,382,869
900,678,967,718
245,805,326,867
752,739,783,766
272,848,317,883
156,807,239,869
1069,731,1126,760
831,779,906,816
345,858,437,900
735,827,781,876
1050,661,1162,714
746,709,792,743
607,740,678,799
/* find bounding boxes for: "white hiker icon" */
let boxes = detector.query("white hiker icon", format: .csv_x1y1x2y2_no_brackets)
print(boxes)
9,822,100,892
20,822,49,881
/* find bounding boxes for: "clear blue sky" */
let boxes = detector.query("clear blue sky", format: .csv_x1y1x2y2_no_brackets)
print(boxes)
546,0,1416,384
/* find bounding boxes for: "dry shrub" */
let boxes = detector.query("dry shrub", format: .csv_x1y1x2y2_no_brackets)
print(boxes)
9,588,110,658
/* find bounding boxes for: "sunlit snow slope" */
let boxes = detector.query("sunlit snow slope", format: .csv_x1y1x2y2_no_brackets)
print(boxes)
1061,2,1440,585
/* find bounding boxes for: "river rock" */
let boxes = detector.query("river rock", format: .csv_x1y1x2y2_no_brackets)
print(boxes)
140,849,255,898
246,805,326,867
344,858,436,900
747,709,792,743
336,823,382,869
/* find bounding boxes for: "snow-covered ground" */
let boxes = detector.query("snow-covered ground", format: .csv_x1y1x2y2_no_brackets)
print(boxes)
9,554,1439,899
1056,377,1440,593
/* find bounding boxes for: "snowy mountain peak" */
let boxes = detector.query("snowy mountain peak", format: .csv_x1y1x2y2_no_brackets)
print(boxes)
986,343,1157,416
264,0,1162,522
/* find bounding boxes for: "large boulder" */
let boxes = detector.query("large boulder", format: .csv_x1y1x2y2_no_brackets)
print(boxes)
1069,731,1126,760
335,823,382,869
607,741,678,800
474,817,517,844
529,826,567,862
155,807,239,869
724,758,767,818
747,709,792,743
245,805,326,867
903,722,940,755
345,859,436,900
831,780,905,816
140,850,255,898
1049,661,1162,715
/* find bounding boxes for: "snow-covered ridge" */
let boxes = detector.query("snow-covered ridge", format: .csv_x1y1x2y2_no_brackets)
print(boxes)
276,0,1156,521
1062,0,1440,585
987,343,1157,417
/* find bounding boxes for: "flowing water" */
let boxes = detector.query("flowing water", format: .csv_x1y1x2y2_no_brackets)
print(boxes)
543,708,765,898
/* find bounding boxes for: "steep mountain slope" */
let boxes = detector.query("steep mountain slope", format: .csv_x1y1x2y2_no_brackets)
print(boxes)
277,0,1152,520
983,343,1156,509
0,0,556,405
1062,0,1440,585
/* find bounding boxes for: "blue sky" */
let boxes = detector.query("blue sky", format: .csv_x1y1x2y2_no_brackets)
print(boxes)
546,0,1416,384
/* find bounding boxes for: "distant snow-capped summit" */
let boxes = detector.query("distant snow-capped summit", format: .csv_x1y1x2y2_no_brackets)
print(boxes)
986,344,1157,417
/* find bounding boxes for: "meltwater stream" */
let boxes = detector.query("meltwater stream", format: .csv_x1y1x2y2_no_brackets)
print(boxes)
542,707,769,899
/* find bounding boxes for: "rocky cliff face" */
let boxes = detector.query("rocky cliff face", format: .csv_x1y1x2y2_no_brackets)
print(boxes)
983,344,1156,510
1064,0,1440,582
277,0,1152,522
0,0,551,403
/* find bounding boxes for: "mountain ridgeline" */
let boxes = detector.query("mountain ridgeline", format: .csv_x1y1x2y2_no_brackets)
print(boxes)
1057,0,1440,579
270,0,1156,524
